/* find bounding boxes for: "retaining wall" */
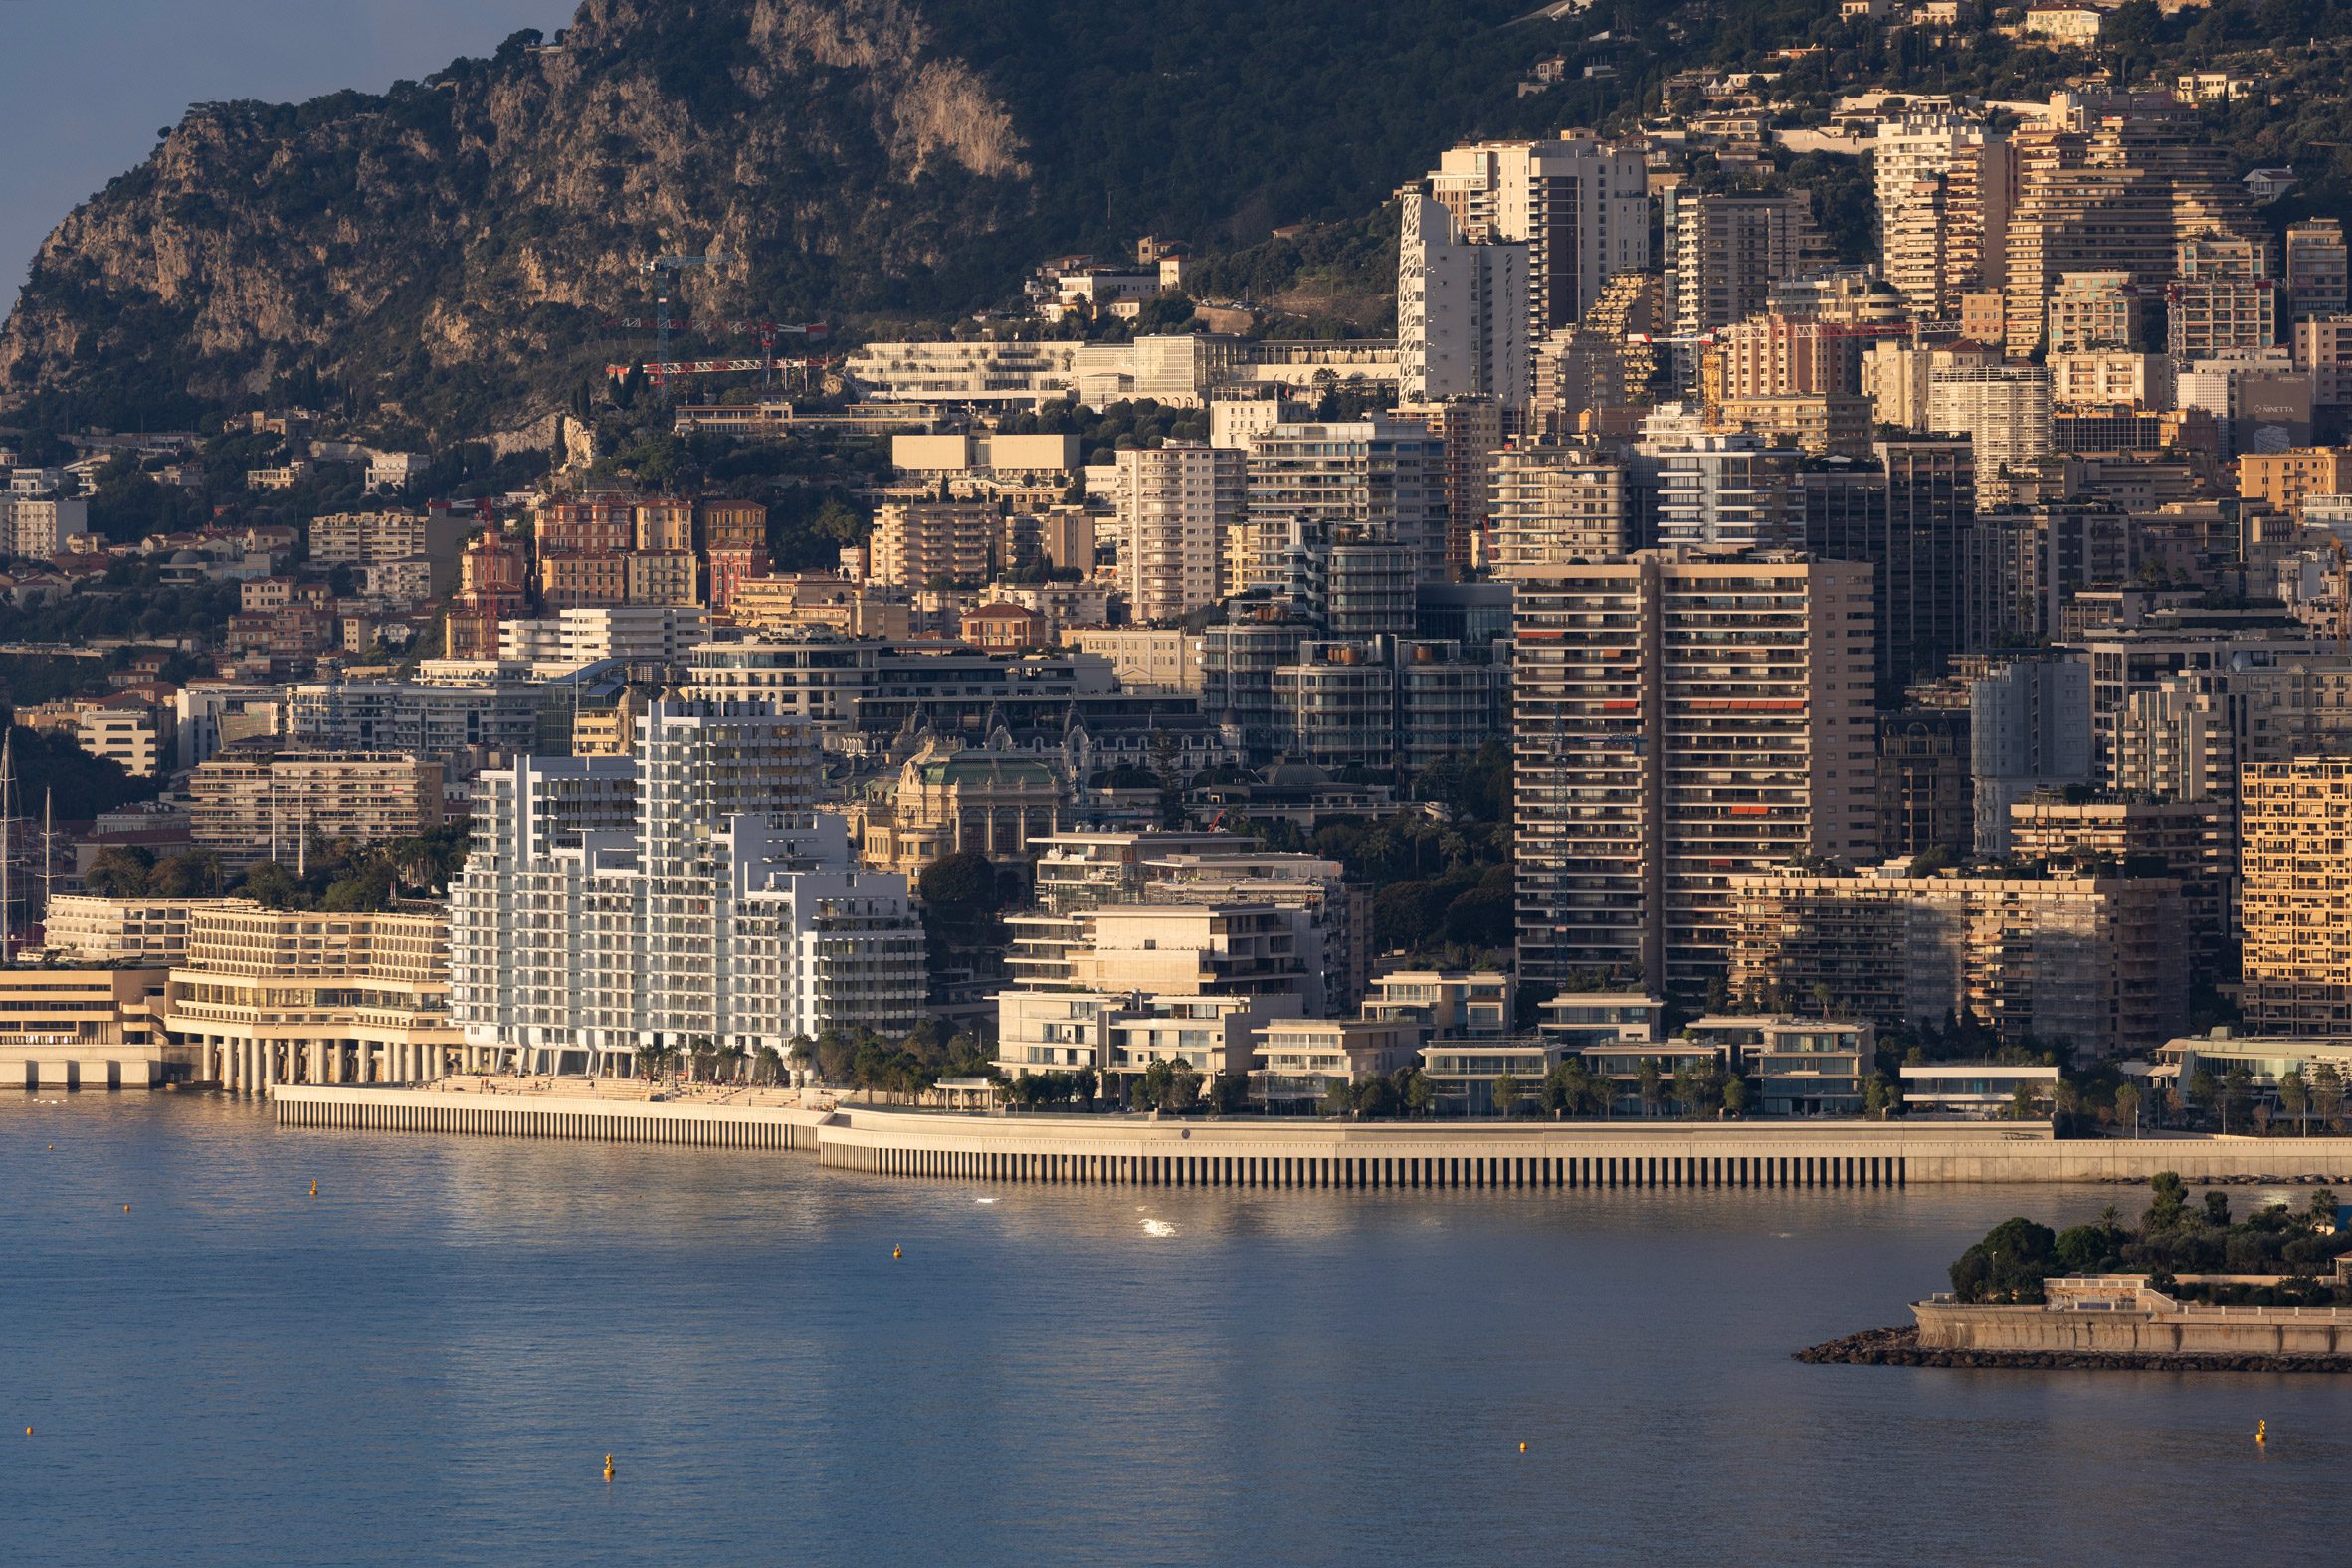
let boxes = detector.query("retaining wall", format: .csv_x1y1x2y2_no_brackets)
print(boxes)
269,1087,2352,1187
1914,1299,2352,1355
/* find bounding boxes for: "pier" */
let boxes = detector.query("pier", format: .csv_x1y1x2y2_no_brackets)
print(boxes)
271,1084,2352,1186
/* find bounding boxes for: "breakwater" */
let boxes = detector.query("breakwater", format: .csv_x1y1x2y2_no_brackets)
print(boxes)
1797,1325,2352,1373
270,1085,2352,1187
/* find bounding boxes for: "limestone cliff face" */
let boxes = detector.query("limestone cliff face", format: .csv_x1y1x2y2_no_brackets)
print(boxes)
1,0,1544,439
0,0,1035,438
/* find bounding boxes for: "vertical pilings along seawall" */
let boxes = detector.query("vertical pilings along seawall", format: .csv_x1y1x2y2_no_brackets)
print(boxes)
272,1085,822,1150
271,1088,2352,1185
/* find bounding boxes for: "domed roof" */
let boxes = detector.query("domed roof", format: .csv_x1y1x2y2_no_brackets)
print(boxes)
1260,760,1333,787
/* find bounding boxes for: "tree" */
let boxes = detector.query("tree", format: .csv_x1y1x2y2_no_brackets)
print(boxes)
2146,1170,2189,1230
1491,1071,1521,1118
83,845,155,897
2114,1081,2142,1138
2279,1069,2310,1135
1322,1078,1355,1118
240,861,301,909
1401,1069,1435,1118
2188,1070,2220,1127
1355,1075,1400,1118
1722,1074,1749,1118
147,850,223,897
2223,1068,2254,1134
1637,1059,1663,1119
1864,1074,1892,1120
1165,1061,1201,1114
2315,1063,2346,1131
918,850,998,911
1670,1063,1700,1119
2203,1190,2232,1227
1948,1217,2058,1304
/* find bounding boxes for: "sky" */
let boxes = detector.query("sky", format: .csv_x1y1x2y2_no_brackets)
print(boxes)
0,0,577,317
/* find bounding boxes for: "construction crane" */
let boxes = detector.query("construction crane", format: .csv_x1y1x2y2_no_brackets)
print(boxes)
641,253,730,398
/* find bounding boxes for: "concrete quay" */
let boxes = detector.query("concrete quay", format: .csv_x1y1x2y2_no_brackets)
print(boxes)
270,1085,2352,1187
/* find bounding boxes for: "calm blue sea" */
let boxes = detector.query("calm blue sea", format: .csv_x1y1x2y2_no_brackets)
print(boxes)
1,1095,2338,1566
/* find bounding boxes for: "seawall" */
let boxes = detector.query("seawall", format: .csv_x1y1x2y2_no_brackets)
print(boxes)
273,1083,824,1150
1914,1299,2352,1356
270,1086,2352,1186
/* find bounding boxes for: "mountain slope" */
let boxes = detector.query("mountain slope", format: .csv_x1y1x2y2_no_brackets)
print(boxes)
0,0,1572,442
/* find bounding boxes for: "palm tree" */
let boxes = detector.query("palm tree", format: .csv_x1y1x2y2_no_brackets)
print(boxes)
718,1042,750,1085
754,1045,785,1087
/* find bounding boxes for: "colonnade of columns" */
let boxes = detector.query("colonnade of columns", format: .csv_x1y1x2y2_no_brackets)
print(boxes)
200,1036,515,1094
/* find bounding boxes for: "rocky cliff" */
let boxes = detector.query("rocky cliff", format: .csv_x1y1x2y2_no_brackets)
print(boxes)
0,0,1547,441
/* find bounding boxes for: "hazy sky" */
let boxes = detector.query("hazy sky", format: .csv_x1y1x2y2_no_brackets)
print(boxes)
0,0,576,316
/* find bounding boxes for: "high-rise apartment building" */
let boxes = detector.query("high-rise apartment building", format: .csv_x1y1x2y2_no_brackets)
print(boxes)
2045,271,2136,352
1726,863,2185,1057
2241,757,2352,1035
2169,234,2278,358
1928,364,2052,507
184,752,446,868
449,702,922,1073
1243,420,1447,586
1424,136,1650,346
1802,438,1977,694
1508,553,1878,993
1397,194,1530,409
1669,193,1824,348
2001,111,2254,355
1489,445,1632,569
1639,407,1803,555
1874,112,2002,318
1970,655,2093,853
2285,219,2349,323
1114,442,1244,625
1389,395,1506,576
870,500,1000,588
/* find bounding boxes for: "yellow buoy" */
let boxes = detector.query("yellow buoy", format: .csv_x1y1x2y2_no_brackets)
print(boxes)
1518,1441,1527,1454
309,1181,318,1197
892,1245,902,1259
603,1453,616,1481
121,1204,130,1213
23,1427,30,1436
2256,1420,2267,1444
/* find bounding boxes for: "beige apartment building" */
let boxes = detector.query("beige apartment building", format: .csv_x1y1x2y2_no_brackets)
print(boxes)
1506,552,1878,993
870,501,1000,588
2237,448,2352,514
1728,863,2186,1057
2241,758,2352,1035
1115,442,1243,624
1488,445,1631,569
2045,271,2136,352
1061,627,1202,692
184,751,446,867
2006,795,2231,980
